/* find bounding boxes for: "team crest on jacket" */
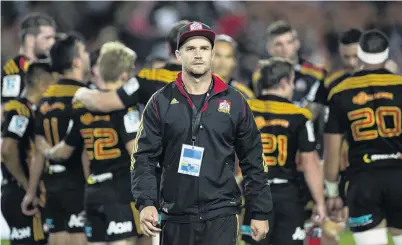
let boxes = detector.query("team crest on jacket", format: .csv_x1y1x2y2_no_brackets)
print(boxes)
218,100,231,114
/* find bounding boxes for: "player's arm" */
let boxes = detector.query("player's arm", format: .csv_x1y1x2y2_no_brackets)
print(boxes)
24,109,52,211
25,135,50,196
1,111,30,190
235,96,272,220
45,118,81,162
323,102,344,198
73,77,140,112
131,95,162,212
119,108,141,157
298,118,325,207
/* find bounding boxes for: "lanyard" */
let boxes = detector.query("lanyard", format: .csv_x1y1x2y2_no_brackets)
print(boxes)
183,80,214,145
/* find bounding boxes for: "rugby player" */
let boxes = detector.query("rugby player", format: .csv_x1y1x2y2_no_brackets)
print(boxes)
324,30,402,245
212,34,255,99
314,28,363,106
44,41,141,245
243,57,325,245
1,13,56,104
2,61,54,245
71,20,190,111
311,28,363,244
22,34,90,245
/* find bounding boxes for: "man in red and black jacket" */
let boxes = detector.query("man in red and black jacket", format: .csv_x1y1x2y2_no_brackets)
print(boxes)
131,21,271,245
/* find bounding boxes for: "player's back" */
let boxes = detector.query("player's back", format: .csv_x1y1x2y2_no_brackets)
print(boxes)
327,68,402,174
248,94,313,181
36,78,86,191
118,63,181,107
67,102,139,202
1,55,30,103
1,98,35,182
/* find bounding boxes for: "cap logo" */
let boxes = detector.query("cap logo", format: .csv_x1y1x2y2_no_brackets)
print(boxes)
189,22,203,31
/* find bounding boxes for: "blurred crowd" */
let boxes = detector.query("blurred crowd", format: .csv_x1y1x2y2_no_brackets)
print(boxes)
2,1,402,83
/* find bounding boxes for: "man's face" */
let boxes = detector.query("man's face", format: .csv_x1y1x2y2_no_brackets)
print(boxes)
34,25,56,56
267,32,299,61
176,36,213,78
339,43,359,72
75,42,90,75
283,71,295,99
212,41,236,82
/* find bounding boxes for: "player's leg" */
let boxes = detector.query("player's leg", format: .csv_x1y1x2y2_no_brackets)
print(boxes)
84,200,107,245
271,185,306,245
383,169,402,245
44,191,68,245
347,172,387,245
104,202,139,245
1,183,46,245
62,189,86,245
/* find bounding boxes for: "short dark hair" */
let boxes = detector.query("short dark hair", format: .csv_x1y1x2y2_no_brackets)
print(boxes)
167,20,190,55
25,60,52,87
20,13,56,41
266,20,295,40
50,33,84,74
359,29,389,54
339,28,363,45
259,57,294,90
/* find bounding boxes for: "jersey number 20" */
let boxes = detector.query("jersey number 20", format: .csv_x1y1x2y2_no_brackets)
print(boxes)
348,106,402,141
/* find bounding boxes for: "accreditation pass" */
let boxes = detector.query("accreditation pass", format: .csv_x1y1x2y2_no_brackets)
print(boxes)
178,144,204,177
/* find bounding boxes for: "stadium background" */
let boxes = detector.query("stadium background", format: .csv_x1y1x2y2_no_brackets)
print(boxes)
1,1,401,244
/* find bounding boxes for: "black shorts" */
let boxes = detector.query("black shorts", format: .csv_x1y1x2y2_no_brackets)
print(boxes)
1,183,47,245
347,168,402,232
44,189,85,234
84,182,140,242
161,214,238,245
243,183,306,245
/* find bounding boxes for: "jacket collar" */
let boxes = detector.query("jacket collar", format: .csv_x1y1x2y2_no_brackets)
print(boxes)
175,72,228,96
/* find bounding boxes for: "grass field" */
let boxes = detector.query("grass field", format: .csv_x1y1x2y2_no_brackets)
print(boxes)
0,232,395,245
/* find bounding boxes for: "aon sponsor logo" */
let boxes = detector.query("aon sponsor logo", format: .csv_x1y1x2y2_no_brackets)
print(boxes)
107,221,133,235
68,214,85,228
10,227,31,240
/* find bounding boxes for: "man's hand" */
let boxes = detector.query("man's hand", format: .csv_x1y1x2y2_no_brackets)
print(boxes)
139,206,161,237
72,87,90,104
326,197,344,222
312,203,326,224
250,219,269,241
21,193,39,216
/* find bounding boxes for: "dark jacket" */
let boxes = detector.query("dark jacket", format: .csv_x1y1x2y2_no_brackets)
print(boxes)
131,73,272,222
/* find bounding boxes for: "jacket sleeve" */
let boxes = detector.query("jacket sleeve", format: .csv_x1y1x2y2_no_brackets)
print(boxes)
235,95,272,220
130,94,163,212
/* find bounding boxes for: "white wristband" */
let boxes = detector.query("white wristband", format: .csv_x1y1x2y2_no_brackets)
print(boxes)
325,180,339,198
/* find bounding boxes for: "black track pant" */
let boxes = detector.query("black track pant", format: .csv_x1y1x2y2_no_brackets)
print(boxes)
161,215,238,245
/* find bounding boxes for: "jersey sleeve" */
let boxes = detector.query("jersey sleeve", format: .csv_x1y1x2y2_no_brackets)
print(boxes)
119,108,141,144
324,98,345,134
64,111,83,147
313,81,329,106
298,116,317,152
2,110,30,140
116,77,141,107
